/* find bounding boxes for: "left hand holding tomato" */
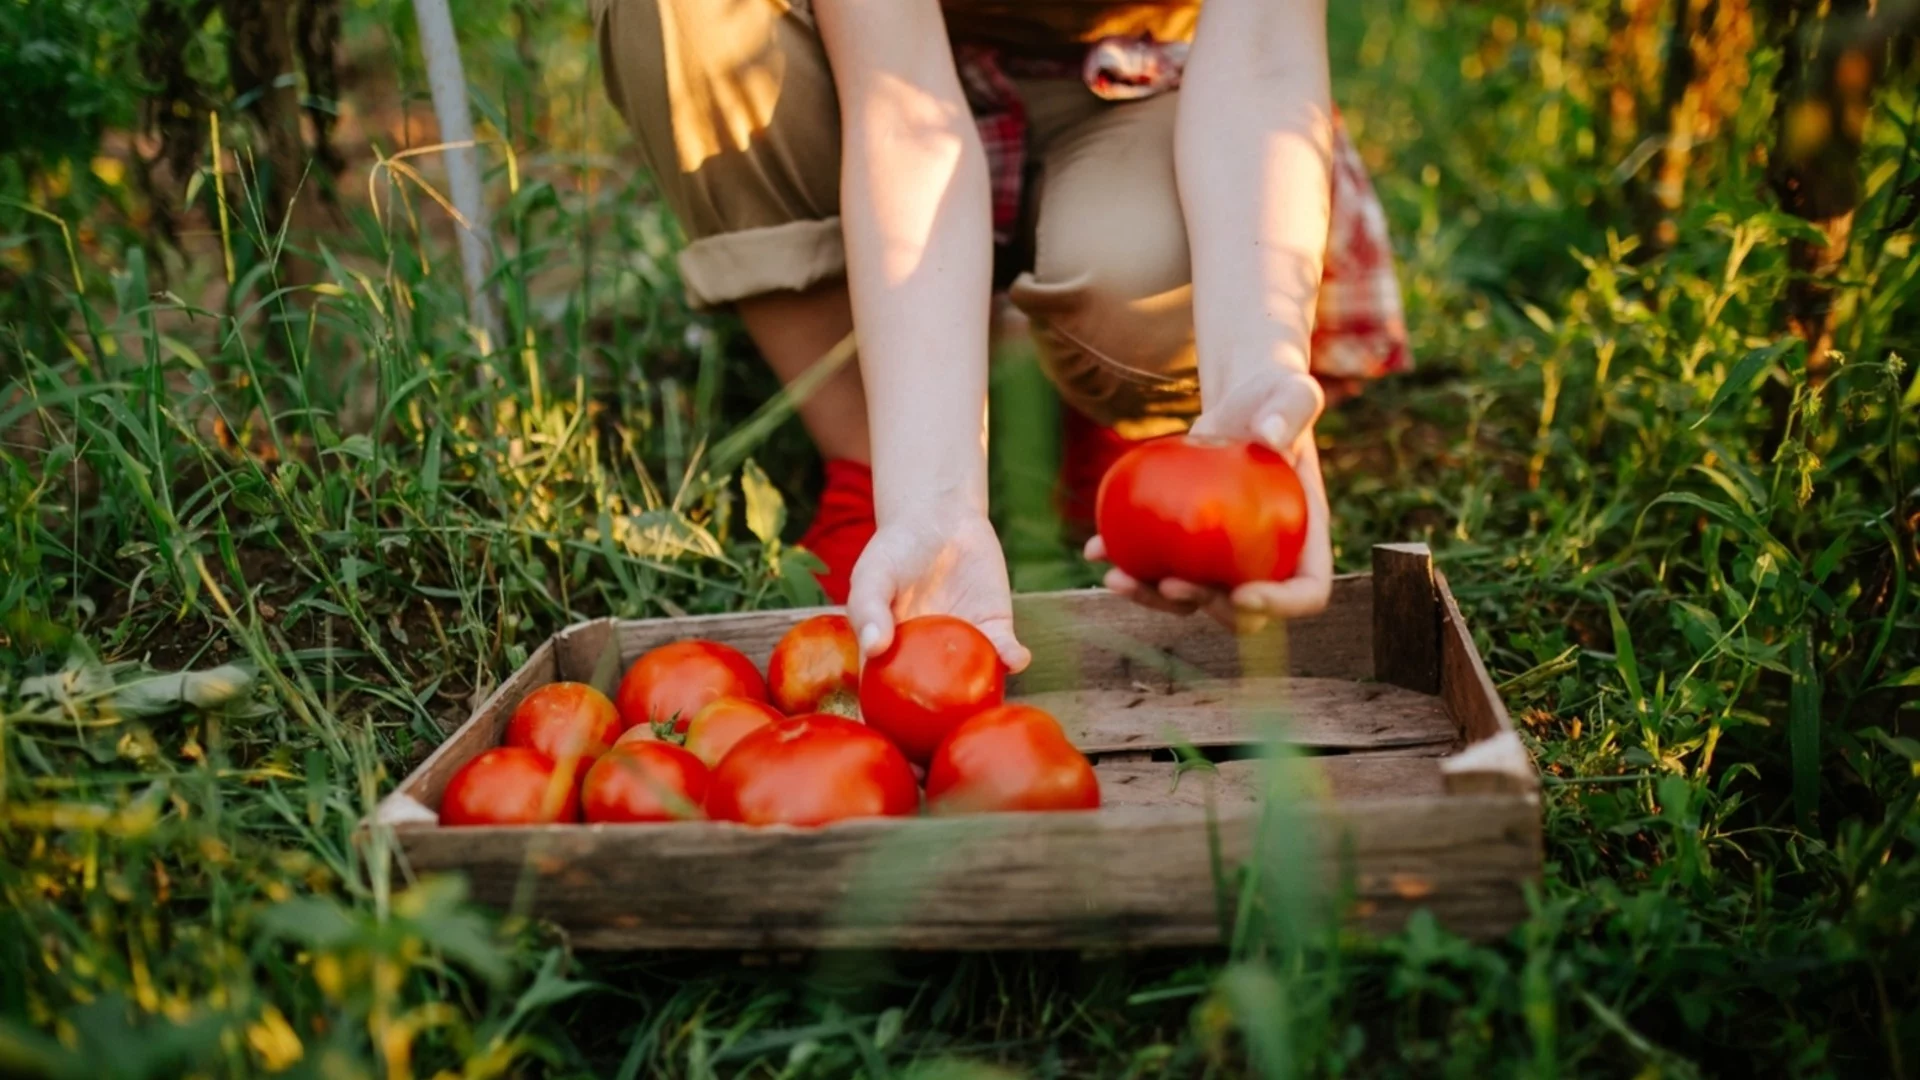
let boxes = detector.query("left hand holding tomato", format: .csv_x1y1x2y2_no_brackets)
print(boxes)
1086,365,1334,634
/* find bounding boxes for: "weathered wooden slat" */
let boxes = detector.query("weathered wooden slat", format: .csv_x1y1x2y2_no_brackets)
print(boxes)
1035,677,1458,755
1094,754,1446,809
1372,543,1442,695
1008,577,1376,690
569,580,1375,697
382,641,556,821
393,793,1538,950
1434,571,1538,795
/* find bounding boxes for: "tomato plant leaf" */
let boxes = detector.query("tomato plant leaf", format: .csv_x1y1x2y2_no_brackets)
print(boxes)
741,458,785,550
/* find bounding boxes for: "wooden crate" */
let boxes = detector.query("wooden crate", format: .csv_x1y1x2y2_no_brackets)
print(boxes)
371,543,1541,950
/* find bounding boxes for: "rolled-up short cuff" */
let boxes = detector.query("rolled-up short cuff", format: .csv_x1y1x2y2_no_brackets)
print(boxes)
676,218,846,310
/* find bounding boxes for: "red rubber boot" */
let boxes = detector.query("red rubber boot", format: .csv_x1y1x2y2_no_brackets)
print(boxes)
795,459,878,605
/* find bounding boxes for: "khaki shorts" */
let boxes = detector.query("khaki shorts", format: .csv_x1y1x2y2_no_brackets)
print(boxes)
594,0,1205,432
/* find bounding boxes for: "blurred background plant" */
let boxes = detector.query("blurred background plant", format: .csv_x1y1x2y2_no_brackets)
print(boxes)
2,0,1918,1076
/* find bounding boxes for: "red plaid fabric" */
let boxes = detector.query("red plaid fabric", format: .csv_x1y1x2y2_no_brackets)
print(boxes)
954,36,1411,383
954,43,1032,245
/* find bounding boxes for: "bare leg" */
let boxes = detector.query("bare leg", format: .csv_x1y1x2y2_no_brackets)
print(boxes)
737,280,871,465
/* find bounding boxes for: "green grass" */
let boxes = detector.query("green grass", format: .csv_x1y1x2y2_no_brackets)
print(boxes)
4,0,1920,1076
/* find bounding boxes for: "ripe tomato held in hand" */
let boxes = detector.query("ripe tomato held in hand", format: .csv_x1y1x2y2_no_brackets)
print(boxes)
705,713,919,826
440,747,581,826
581,740,710,823
682,696,784,768
858,615,1006,764
767,614,860,716
1094,436,1308,589
615,640,768,735
504,682,620,765
926,705,1100,814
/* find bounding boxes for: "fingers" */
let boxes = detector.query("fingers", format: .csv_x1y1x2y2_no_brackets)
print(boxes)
1229,576,1332,619
846,555,897,660
1188,369,1326,462
1156,578,1218,607
1083,535,1107,563
1226,439,1335,623
979,617,1033,675
1103,568,1200,616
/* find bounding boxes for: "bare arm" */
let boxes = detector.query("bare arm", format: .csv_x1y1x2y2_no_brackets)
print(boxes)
815,0,1028,668
1178,0,1333,409
1094,0,1335,627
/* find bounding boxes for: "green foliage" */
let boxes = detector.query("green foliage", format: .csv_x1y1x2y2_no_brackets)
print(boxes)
1,0,1918,1076
0,0,143,162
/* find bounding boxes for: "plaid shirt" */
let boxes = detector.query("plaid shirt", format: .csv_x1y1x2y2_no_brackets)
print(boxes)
955,36,1411,383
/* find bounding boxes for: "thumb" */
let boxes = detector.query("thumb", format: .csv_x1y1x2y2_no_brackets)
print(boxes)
846,553,897,660
977,615,1032,675
1256,377,1325,458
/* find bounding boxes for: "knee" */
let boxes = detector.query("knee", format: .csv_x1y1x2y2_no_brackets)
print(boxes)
1009,253,1198,432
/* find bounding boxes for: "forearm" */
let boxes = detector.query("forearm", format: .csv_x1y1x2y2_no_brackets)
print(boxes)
817,0,995,522
1175,0,1332,400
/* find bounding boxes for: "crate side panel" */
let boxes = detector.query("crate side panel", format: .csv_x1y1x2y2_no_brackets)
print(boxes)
587,582,1374,694
1434,572,1539,794
394,641,557,811
1011,579,1374,693
608,607,836,672
397,794,1537,950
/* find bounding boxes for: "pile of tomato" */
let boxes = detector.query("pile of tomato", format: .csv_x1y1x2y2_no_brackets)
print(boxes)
439,613,1100,828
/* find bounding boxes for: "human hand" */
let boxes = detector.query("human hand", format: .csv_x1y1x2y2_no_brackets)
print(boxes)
846,507,1031,673
1085,366,1334,633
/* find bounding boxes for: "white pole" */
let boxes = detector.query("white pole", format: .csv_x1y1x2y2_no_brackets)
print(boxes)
411,0,502,348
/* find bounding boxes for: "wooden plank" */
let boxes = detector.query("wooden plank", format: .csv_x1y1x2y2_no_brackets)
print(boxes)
382,640,557,820
1094,754,1446,810
392,793,1540,950
1434,571,1538,795
580,579,1377,695
1034,677,1458,755
1009,578,1376,691
1371,543,1441,694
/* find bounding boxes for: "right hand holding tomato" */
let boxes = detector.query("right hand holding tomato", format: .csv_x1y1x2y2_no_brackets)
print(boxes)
845,507,1032,674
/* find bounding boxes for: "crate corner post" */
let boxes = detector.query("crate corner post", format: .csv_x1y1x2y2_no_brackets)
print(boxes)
1370,543,1441,695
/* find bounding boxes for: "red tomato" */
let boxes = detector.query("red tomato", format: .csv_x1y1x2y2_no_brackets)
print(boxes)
682,696,784,768
705,714,919,826
858,615,1006,764
767,614,860,716
1094,436,1308,589
615,640,768,735
581,740,710,823
926,705,1100,814
439,747,580,826
504,682,620,764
